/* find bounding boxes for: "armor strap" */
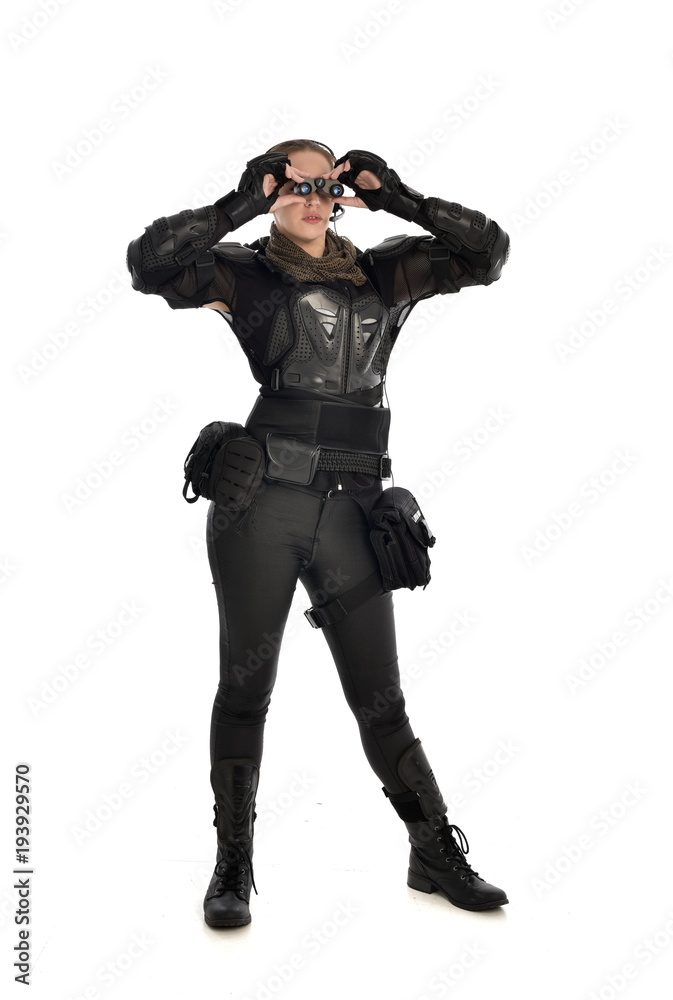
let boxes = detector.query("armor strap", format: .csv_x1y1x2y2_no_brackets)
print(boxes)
427,244,454,293
193,250,215,294
304,572,383,629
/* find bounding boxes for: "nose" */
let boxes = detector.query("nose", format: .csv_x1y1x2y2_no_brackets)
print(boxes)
304,193,324,213
305,186,331,205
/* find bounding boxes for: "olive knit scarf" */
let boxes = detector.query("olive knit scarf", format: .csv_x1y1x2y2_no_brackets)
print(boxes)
260,220,368,286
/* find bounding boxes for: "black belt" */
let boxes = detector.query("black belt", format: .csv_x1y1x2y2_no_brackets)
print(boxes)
316,449,391,478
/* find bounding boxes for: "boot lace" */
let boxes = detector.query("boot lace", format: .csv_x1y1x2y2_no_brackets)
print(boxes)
433,817,481,880
212,843,258,898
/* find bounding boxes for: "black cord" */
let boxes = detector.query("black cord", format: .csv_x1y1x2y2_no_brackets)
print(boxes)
381,374,395,505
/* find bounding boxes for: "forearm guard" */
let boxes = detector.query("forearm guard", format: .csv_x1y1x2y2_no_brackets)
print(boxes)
127,151,289,293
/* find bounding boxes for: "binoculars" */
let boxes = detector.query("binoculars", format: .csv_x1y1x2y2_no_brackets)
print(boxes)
293,177,344,198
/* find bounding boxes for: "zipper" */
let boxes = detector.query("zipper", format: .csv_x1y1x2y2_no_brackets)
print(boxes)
327,471,343,498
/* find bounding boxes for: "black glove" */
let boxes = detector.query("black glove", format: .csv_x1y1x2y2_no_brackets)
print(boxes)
214,151,291,230
333,149,425,221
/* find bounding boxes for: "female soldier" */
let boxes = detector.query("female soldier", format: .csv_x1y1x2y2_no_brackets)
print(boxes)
127,139,510,928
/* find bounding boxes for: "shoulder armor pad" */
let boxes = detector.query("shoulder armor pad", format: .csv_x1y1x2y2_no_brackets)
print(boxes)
367,233,415,257
212,242,258,262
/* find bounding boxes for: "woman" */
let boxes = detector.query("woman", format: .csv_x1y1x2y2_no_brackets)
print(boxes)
127,139,511,928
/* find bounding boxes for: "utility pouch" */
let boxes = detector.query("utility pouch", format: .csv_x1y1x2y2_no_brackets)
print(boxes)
369,487,436,591
264,433,321,485
303,485,436,630
182,420,264,509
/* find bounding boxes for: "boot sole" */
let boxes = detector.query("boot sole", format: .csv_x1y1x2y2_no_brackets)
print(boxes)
407,868,508,911
204,913,251,928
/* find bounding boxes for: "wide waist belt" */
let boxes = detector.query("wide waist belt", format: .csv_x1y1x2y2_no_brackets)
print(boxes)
245,396,391,454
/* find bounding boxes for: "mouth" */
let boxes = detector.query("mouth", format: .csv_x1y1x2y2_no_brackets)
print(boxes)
302,214,323,224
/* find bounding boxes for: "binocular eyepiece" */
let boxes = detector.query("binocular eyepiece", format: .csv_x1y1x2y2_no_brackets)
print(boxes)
293,177,344,198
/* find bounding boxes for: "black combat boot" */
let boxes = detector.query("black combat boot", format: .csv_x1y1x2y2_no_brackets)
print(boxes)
203,758,259,928
383,738,508,911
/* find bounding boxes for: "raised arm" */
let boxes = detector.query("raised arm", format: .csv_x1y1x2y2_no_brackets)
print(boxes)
333,149,509,300
125,152,291,308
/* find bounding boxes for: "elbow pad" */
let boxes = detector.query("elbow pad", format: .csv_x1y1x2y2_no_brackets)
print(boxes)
418,198,510,283
127,205,223,292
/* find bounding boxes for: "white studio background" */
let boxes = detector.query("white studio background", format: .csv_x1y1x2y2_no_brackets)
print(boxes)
2,0,672,997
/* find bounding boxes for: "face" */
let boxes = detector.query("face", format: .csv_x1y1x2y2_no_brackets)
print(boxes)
272,148,335,255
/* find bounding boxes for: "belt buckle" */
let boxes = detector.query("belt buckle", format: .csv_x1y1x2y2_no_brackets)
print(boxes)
304,607,323,629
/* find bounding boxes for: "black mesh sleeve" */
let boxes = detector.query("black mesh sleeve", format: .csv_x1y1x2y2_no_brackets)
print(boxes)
365,194,509,308
363,234,482,310
152,254,238,312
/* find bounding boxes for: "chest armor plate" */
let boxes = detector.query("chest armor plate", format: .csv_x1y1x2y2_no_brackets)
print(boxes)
263,286,391,396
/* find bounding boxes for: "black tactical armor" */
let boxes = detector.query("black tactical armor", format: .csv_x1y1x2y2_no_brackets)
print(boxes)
127,166,509,489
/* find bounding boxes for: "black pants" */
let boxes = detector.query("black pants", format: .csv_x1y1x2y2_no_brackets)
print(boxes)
206,476,416,793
